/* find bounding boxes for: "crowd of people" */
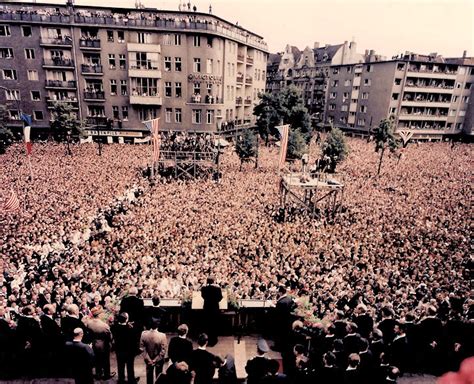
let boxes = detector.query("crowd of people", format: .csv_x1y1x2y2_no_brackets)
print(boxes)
1,137,472,381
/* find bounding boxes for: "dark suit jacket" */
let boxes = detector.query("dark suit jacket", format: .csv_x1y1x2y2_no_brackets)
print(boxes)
261,373,290,384
61,315,86,341
65,340,95,383
168,336,193,364
317,366,342,383
343,367,362,384
112,322,136,357
16,315,42,349
201,284,223,313
218,354,237,384
40,315,63,349
245,356,271,384
354,314,374,338
120,295,145,325
191,348,217,384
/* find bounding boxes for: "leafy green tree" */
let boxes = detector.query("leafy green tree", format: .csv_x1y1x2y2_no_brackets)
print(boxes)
374,118,399,175
321,127,349,173
50,102,82,141
235,129,258,170
0,104,14,154
286,128,307,160
253,92,281,144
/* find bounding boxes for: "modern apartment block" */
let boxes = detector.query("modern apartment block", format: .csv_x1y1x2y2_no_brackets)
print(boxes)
325,53,474,138
0,2,268,137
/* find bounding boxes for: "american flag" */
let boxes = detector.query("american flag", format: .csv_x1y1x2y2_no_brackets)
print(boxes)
277,124,290,170
144,118,160,163
2,189,20,213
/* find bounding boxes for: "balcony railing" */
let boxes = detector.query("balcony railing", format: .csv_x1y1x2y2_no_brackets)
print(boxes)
81,64,103,74
45,80,77,88
84,91,105,100
128,61,159,70
79,39,101,49
245,77,253,85
189,95,222,104
246,56,254,64
236,97,243,105
244,98,252,105
237,53,245,62
86,116,108,126
45,97,79,109
236,75,244,83
40,37,73,46
43,58,74,67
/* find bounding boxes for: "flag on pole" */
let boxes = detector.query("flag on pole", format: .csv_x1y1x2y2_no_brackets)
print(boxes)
23,125,32,155
2,189,20,213
276,124,290,170
144,118,160,163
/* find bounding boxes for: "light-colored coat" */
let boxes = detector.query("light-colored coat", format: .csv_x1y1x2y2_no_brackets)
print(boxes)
139,329,168,365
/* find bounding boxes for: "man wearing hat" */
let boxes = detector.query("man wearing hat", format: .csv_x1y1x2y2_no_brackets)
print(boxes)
245,339,271,384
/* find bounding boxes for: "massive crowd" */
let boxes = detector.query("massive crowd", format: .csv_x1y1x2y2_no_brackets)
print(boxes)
0,138,472,382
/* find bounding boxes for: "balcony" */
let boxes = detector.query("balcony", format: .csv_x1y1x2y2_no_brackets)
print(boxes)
128,61,162,78
236,97,243,106
245,77,253,85
402,100,451,108
188,95,223,105
81,64,103,75
40,37,73,47
43,58,74,68
237,53,245,62
84,91,105,101
246,56,254,65
398,114,448,121
45,80,77,89
45,97,79,109
86,116,108,127
244,98,252,105
236,75,244,84
79,39,101,50
129,94,163,105
404,85,453,94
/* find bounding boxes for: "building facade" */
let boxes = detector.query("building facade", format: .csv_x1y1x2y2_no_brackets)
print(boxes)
0,2,268,136
325,54,474,138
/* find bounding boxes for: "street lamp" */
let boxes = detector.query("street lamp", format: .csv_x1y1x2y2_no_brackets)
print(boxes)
66,129,72,155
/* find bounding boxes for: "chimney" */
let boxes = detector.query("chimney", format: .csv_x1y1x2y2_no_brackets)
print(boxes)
314,41,320,49
370,49,375,56
463,50,467,58
365,49,369,56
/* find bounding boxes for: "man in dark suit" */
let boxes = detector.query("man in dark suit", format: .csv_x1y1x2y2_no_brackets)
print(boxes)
144,293,167,331
168,324,193,365
358,338,375,384
353,304,374,339
261,359,289,383
16,305,43,376
217,354,238,384
389,323,409,374
318,352,342,383
120,287,144,352
62,304,86,342
378,307,397,347
343,353,362,384
40,304,63,376
200,277,222,346
245,339,271,384
190,333,218,384
0,306,14,378
418,306,443,375
112,312,137,384
65,327,95,384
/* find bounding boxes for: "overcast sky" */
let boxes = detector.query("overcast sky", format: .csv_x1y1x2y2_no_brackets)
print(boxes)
24,0,474,57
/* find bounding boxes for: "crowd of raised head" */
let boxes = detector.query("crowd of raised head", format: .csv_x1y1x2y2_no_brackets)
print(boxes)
159,131,216,153
0,137,472,381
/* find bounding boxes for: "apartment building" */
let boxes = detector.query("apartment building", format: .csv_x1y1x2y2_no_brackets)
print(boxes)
325,53,474,139
0,2,268,136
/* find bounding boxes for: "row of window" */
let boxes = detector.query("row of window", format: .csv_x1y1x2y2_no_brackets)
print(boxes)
329,104,368,113
333,65,374,75
331,79,372,87
330,92,370,100
0,47,36,59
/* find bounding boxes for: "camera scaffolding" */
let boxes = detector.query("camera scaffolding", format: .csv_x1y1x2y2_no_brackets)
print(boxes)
279,172,345,220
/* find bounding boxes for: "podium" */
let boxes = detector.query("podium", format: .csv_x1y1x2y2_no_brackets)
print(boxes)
191,291,228,310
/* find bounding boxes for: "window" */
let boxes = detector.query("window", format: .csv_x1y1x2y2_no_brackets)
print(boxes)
344,80,351,86
3,69,17,80
206,110,214,124
122,106,128,120
364,79,371,86
138,32,151,44
27,70,38,81
329,104,336,111
165,108,172,123
0,26,11,36
366,65,373,72
397,63,405,70
119,54,126,69
25,48,35,59
33,110,44,120
107,30,114,42
394,78,402,85
174,57,182,71
193,82,201,95
390,107,397,114
459,110,466,117
0,48,13,59
362,92,369,99
175,82,182,98
120,80,128,96
207,36,213,48
193,58,201,72
193,35,200,47
31,90,41,101
331,80,339,87
174,34,181,45
342,92,349,100
5,89,19,100
117,31,125,43
452,96,459,102
110,79,117,95
163,34,171,45
465,83,472,90
449,109,456,116
164,56,171,71
175,108,182,123
330,92,337,99
165,82,172,97
112,106,119,119
392,93,399,100
108,54,116,69
341,105,348,112
192,109,202,124
22,26,32,37
357,118,365,126
462,96,470,103
456,82,461,89
360,105,367,113
333,68,339,74
346,67,352,73
9,110,19,120
206,58,213,74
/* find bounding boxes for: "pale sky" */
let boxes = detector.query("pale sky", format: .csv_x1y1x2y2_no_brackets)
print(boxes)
21,0,474,57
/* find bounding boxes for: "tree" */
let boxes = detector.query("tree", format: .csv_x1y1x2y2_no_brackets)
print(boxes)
253,86,312,142
286,128,307,161
374,118,399,175
321,127,349,173
0,104,14,154
235,129,257,170
50,102,82,141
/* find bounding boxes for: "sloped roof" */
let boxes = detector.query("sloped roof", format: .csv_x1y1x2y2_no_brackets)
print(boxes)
314,44,344,62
